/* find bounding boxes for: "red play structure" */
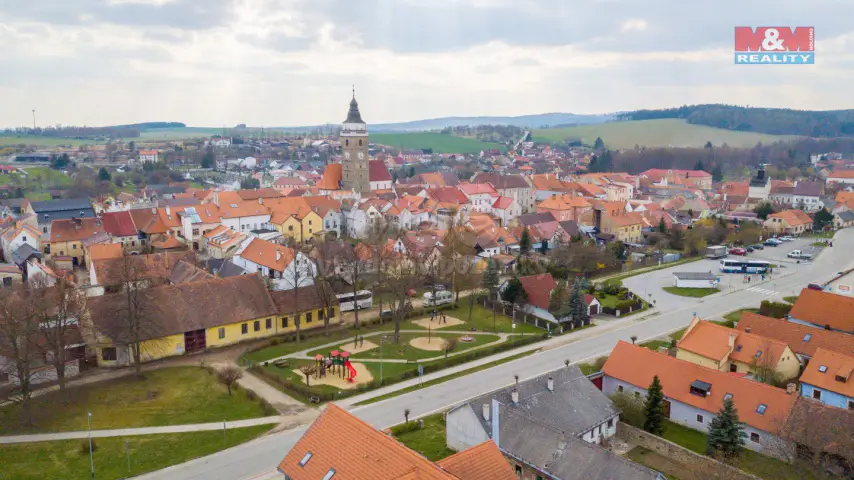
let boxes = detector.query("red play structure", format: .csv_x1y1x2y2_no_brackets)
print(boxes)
314,350,357,383
342,352,357,383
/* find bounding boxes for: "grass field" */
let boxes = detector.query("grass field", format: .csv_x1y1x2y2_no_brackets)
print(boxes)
310,332,501,361
0,367,267,435
391,413,456,461
138,127,223,141
370,132,505,154
662,287,720,298
532,119,799,149
0,425,270,480
0,135,95,147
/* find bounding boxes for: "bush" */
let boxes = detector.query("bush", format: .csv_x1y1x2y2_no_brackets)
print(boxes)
610,392,646,428
759,300,791,319
390,421,421,436
259,399,277,416
603,282,622,296
246,389,258,401
80,439,97,455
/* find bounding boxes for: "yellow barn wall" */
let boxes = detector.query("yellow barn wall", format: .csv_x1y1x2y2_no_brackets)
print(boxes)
675,349,723,371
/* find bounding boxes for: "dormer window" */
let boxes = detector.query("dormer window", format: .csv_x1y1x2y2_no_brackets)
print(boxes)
756,404,767,415
689,380,712,397
819,365,828,373
298,451,313,467
803,334,812,342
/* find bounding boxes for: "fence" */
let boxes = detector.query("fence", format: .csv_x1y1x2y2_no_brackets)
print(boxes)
617,422,761,480
477,296,591,334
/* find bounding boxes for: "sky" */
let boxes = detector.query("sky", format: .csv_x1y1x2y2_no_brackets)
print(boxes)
1,0,852,128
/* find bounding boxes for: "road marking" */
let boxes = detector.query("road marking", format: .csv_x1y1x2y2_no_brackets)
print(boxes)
746,287,778,296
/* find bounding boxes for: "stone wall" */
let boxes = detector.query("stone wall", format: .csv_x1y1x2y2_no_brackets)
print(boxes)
617,422,761,480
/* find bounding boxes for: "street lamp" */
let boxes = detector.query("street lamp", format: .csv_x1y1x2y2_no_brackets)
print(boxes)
379,335,391,385
88,411,94,479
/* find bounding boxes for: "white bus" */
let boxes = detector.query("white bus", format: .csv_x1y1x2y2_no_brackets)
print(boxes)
336,290,373,312
423,290,454,307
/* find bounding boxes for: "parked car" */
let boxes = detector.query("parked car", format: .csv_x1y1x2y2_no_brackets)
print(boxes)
764,238,782,246
788,249,813,260
746,246,754,253
729,247,747,255
751,244,765,250
807,283,823,291
779,236,795,241
405,288,417,297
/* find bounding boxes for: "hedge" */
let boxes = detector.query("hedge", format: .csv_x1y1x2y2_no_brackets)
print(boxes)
252,332,547,403
759,300,791,319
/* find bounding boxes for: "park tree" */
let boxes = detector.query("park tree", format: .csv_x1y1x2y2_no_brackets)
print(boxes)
548,280,569,314
501,277,526,305
442,338,457,359
813,208,833,231
569,278,590,328
339,244,367,330
712,164,724,182
217,365,243,396
706,397,745,462
753,202,775,220
482,259,500,300
387,249,422,344
282,243,317,343
658,217,667,233
98,167,111,181
201,146,215,169
643,375,666,435
32,276,84,392
0,285,40,426
519,227,532,256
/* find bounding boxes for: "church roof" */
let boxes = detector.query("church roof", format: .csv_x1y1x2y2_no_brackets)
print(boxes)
344,96,365,124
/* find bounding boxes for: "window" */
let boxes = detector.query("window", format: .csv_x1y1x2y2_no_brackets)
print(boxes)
634,391,640,398
848,400,854,411
298,452,313,467
282,317,289,328
756,404,767,414
22,235,26,242
724,393,733,401
322,469,336,480
696,414,704,423
218,327,225,340
102,347,117,361
618,385,624,393
515,465,522,475
266,318,272,329
306,312,313,323
813,390,822,400
308,220,312,226
254,321,260,332
241,323,248,334
596,425,601,435
608,418,614,428
329,307,335,318
819,365,828,373
319,309,324,320
750,432,760,443
289,225,294,231
0,372,8,383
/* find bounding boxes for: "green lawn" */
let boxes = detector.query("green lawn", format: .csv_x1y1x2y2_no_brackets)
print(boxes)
355,350,537,406
670,327,688,341
640,340,672,352
319,332,501,361
370,132,505,154
628,446,693,480
426,303,544,334
532,119,799,149
0,367,267,435
662,287,719,298
0,425,270,480
391,413,456,461
0,135,95,147
783,296,798,304
722,308,759,325
809,231,835,239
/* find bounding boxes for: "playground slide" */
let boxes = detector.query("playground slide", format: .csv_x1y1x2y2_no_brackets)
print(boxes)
344,359,357,383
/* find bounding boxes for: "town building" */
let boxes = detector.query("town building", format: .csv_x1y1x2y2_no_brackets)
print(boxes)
340,92,370,193
31,198,95,237
232,237,316,291
671,272,719,289
798,348,854,410
763,210,813,235
736,311,854,362
788,288,854,334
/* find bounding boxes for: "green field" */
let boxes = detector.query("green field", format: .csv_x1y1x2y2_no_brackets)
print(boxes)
138,127,223,141
532,119,800,149
370,132,505,154
0,135,95,147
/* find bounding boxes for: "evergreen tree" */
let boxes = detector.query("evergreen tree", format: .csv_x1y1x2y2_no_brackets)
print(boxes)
568,278,589,328
813,208,833,231
201,147,215,168
712,164,723,182
519,227,532,255
694,159,705,172
587,154,599,173
706,398,745,462
593,137,605,150
658,217,667,233
643,376,665,435
98,167,111,181
481,259,500,298
501,277,526,304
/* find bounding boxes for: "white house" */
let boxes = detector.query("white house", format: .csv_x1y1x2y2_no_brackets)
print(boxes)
218,197,272,233
672,272,720,289
491,196,522,226
602,341,797,460
1,221,41,263
232,237,316,291
458,183,499,214
138,149,158,163
210,137,232,148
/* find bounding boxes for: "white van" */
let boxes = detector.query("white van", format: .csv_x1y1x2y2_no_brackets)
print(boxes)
423,290,454,307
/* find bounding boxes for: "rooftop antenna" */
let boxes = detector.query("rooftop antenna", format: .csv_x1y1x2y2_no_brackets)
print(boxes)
352,84,355,99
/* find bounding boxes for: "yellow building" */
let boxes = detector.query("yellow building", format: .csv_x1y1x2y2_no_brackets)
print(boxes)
267,197,324,243
600,212,643,244
47,217,106,267
676,316,801,382
83,274,337,367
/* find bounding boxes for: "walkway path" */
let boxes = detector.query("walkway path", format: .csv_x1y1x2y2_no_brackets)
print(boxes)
0,416,285,445
210,362,306,412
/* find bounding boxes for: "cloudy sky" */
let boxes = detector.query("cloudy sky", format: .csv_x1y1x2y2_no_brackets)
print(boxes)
1,0,851,128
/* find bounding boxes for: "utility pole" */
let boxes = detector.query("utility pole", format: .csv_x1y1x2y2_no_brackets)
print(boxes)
32,109,36,130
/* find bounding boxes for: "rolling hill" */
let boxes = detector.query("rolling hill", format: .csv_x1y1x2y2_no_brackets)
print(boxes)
532,119,801,149
368,112,614,132
369,132,505,154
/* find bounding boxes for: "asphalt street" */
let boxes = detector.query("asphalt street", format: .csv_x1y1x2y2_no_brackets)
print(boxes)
136,229,854,480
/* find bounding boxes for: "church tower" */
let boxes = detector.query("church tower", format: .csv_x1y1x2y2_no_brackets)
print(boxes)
341,89,370,193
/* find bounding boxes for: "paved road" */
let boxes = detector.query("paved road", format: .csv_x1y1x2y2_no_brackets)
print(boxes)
136,229,854,480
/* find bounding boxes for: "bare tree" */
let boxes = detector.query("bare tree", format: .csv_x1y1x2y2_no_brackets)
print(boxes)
32,276,84,392
299,364,316,387
281,245,317,343
0,286,40,426
310,240,341,331
217,365,243,396
387,249,423,344
106,254,159,378
443,338,457,359
339,245,367,330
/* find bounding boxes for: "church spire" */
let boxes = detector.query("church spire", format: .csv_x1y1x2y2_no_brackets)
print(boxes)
344,87,365,124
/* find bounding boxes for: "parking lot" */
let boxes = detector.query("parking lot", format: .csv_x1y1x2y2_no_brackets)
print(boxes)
745,236,825,264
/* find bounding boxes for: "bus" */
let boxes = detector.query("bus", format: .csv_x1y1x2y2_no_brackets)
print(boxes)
719,259,770,274
336,290,373,312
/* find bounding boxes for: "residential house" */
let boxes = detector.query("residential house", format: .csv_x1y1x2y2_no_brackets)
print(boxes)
506,274,598,330
267,197,324,243
269,284,339,333
536,194,592,223
737,312,854,362
1,221,41,263
834,210,854,229
233,237,316,291
641,169,712,190
471,173,535,213
200,225,247,259
368,159,393,191
128,207,170,247
799,348,854,410
138,149,158,163
530,173,575,201
458,183,499,214
88,251,194,295
31,198,95,237
769,181,824,212
277,404,516,480
676,317,801,381
47,217,105,267
99,210,140,251
788,288,854,334
600,212,644,244
447,365,621,452
304,196,343,239
764,210,813,235
84,274,279,366
825,170,854,185
512,211,556,229
491,196,521,226
603,342,798,459
0,263,21,287
216,191,272,233
780,397,854,473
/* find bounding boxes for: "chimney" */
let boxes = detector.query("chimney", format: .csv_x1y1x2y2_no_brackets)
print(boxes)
511,389,519,404
258,196,263,205
786,383,797,395
547,376,554,392
745,327,751,333
728,333,736,349
151,207,157,214
166,206,171,218
276,250,282,261
482,403,490,421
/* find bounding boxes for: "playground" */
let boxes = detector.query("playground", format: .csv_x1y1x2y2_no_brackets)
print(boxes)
337,339,379,354
293,350,373,389
410,315,465,329
409,337,446,351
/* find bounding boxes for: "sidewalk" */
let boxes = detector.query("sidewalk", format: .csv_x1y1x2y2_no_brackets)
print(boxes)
211,362,306,413
0,416,284,444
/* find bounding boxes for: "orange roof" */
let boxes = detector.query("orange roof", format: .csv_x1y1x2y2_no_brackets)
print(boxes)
790,288,854,332
604,212,643,228
799,348,854,398
678,317,790,366
87,243,124,261
218,197,270,219
151,235,185,250
129,208,169,235
767,209,812,226
278,404,461,480
537,194,591,211
436,441,516,480
737,312,854,359
828,170,854,179
49,217,105,243
603,342,796,434
238,237,295,272
317,163,342,190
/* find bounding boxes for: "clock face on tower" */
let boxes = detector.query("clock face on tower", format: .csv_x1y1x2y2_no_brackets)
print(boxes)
358,151,364,160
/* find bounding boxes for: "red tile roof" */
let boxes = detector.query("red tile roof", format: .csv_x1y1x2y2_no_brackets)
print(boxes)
238,237,295,272
799,348,854,398
790,288,854,332
49,217,105,243
603,342,796,434
518,273,556,310
736,312,854,359
369,160,392,182
99,211,137,237
436,441,516,480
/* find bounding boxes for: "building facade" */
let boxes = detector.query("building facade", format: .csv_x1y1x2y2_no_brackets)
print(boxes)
341,92,370,193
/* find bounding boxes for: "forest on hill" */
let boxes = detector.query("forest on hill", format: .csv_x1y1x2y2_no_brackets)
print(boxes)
618,104,854,137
